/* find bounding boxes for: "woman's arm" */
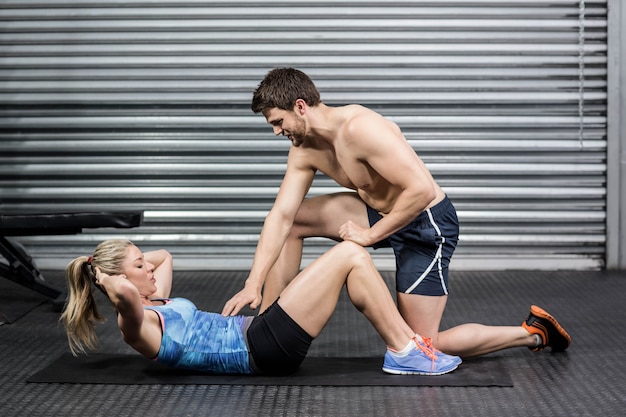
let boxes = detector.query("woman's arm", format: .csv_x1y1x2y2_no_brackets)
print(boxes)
96,269,162,358
144,249,173,298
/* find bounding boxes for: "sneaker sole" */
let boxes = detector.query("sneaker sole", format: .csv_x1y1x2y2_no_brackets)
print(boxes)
382,362,460,376
530,305,572,350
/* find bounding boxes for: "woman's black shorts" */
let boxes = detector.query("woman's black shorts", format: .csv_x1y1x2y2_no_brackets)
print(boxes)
247,300,313,375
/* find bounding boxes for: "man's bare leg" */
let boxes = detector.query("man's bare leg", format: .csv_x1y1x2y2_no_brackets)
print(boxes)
398,292,539,357
259,233,303,312
397,292,447,344
259,192,368,312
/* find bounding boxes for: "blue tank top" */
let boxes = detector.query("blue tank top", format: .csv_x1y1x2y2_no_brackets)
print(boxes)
144,297,252,374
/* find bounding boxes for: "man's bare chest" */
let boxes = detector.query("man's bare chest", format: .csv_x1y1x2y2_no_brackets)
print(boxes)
316,151,378,191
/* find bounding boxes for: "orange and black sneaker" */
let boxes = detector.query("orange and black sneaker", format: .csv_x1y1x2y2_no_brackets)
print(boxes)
522,305,572,352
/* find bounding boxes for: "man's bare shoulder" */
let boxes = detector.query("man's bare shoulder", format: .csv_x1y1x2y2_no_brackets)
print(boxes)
340,105,398,142
287,141,329,170
341,104,380,119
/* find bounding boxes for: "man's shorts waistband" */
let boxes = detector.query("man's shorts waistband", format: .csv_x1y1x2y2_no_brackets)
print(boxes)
411,195,454,226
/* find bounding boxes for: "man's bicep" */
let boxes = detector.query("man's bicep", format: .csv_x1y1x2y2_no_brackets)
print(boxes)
356,122,424,188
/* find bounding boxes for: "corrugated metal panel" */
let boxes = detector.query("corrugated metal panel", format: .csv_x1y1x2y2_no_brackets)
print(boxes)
0,0,607,270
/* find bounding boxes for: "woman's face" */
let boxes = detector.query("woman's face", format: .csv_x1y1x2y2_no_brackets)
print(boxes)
121,244,157,298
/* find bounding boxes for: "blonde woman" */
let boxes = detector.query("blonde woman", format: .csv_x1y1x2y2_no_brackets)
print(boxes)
61,239,462,376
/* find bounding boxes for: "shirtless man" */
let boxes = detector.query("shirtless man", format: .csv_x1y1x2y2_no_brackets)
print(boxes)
222,68,571,358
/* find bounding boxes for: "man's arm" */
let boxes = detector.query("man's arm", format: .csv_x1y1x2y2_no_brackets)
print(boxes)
339,113,438,246
222,149,316,316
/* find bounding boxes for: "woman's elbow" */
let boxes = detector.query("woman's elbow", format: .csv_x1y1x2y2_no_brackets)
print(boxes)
111,280,140,305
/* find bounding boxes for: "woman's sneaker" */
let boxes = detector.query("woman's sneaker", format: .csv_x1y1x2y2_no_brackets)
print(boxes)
382,336,462,376
522,305,572,352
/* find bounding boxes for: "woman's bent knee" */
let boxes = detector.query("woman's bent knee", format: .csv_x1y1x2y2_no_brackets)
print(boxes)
336,241,370,261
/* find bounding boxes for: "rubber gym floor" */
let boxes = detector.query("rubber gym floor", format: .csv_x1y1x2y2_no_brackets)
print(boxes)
1,269,624,417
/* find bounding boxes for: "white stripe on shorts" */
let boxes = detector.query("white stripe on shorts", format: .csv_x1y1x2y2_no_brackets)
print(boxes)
403,208,449,295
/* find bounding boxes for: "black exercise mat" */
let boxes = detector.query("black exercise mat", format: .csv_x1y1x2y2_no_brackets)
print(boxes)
27,352,512,387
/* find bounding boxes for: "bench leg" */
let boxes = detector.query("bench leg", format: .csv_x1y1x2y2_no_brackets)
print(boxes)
0,236,64,300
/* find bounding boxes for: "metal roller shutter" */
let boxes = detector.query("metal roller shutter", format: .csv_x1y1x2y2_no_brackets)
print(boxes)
0,0,607,271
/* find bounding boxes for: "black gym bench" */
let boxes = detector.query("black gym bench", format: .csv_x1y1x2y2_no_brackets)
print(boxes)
0,211,143,302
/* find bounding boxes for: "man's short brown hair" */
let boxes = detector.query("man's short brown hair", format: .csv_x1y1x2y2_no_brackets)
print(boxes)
251,68,322,113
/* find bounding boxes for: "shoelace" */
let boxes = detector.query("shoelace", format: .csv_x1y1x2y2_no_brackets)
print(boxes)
412,336,440,361
412,336,440,368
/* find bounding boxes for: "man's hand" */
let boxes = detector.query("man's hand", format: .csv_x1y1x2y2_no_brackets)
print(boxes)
339,220,372,246
221,283,263,316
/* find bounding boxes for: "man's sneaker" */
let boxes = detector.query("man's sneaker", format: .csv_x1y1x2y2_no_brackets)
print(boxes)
382,336,462,376
522,305,572,352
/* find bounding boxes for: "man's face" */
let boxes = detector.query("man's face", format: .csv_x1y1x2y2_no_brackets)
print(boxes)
262,107,307,147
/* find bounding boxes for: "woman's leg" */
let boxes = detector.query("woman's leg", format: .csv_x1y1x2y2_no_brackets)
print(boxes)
277,241,415,351
277,241,461,375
